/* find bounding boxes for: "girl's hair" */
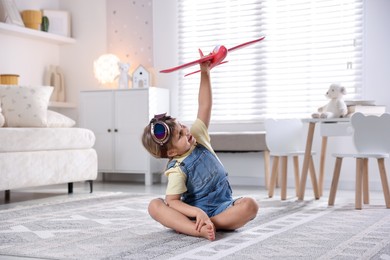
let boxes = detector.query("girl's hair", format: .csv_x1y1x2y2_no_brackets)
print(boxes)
142,116,176,158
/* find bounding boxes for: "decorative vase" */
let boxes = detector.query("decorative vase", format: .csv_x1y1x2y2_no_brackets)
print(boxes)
56,66,65,102
44,65,65,102
21,10,42,30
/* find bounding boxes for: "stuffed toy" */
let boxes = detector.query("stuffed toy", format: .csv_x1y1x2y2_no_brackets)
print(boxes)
117,62,131,89
312,83,348,119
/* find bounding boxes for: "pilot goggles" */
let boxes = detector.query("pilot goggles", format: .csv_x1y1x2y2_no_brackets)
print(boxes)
150,113,172,146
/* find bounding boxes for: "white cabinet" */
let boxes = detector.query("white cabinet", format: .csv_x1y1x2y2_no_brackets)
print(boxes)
79,88,170,185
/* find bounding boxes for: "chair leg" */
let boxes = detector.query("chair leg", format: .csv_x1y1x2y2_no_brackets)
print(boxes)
363,158,369,204
319,136,328,197
268,156,279,198
293,156,300,197
309,156,320,199
281,156,288,200
276,159,280,188
328,157,343,206
377,158,390,208
263,150,271,189
355,159,363,210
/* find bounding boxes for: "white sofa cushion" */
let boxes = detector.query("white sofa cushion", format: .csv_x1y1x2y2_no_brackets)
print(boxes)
47,110,76,127
0,127,96,152
0,85,53,127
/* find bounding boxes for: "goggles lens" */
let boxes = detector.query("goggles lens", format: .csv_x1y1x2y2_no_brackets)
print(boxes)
153,123,168,140
150,113,171,146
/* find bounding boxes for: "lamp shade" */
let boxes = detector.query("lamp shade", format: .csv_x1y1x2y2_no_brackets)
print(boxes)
93,54,120,84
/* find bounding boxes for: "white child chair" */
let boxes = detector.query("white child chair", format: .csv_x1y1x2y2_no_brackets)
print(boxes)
265,118,318,200
328,112,390,209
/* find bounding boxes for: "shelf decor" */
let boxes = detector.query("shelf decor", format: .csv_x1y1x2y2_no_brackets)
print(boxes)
0,74,19,85
42,10,71,37
0,0,24,27
44,65,66,102
132,65,150,88
21,10,42,30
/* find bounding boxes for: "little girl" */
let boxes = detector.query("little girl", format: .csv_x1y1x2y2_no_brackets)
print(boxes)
142,62,258,241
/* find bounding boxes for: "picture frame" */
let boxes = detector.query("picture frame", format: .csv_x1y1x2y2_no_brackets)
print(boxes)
42,10,71,37
0,0,25,27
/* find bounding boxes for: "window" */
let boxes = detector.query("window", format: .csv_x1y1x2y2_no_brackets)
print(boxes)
177,0,363,123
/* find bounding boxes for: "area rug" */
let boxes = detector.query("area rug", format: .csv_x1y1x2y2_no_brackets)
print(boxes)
0,192,389,260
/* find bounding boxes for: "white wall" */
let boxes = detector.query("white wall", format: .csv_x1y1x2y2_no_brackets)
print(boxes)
152,0,178,117
14,0,58,10
58,0,107,120
0,34,59,85
363,0,390,110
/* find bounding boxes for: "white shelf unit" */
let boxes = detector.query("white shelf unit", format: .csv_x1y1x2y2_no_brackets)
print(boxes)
0,22,75,44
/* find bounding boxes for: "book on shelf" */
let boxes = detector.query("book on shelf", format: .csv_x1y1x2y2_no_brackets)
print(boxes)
347,104,386,116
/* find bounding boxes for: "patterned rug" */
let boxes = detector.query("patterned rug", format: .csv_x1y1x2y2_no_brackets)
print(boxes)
0,192,389,260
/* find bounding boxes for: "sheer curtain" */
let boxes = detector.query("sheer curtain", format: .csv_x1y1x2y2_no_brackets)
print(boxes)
177,0,363,123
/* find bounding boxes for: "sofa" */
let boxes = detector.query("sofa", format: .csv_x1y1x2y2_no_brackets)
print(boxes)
0,85,98,200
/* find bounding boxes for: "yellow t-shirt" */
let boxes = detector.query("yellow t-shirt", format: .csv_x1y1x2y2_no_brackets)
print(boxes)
165,118,218,195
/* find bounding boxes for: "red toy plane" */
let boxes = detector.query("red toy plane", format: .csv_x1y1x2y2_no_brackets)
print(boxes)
160,36,265,76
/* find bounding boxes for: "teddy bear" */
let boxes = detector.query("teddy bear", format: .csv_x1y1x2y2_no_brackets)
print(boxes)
312,83,348,119
116,62,132,89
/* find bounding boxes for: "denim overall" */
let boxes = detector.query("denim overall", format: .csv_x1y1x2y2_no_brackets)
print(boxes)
167,144,234,217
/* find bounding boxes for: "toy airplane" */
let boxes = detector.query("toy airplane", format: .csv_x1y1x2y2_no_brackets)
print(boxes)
160,36,265,76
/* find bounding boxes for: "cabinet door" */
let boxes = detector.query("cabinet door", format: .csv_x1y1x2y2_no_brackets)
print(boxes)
114,90,149,172
80,91,114,170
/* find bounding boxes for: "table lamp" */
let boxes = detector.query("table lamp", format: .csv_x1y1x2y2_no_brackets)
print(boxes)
93,54,120,85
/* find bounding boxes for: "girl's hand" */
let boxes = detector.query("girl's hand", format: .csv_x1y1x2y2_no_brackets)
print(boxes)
195,208,211,232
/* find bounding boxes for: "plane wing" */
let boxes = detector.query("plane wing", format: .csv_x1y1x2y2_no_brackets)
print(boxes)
228,36,265,52
160,36,265,74
159,55,214,73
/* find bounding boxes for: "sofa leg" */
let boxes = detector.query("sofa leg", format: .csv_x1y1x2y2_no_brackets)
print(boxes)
67,182,92,194
89,180,93,193
68,183,73,194
5,190,10,201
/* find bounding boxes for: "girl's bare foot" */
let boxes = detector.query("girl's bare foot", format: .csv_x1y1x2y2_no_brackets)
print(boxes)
200,221,216,241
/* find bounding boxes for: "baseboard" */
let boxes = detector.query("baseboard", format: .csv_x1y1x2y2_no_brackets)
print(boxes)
97,172,163,184
96,170,385,192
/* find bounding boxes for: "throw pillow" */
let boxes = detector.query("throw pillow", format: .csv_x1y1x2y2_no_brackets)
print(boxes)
0,85,53,127
46,110,76,127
